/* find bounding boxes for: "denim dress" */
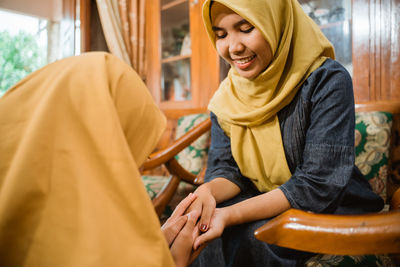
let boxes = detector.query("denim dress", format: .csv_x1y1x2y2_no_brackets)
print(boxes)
191,59,384,267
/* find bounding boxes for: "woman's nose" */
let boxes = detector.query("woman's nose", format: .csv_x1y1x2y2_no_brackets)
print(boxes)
228,37,245,55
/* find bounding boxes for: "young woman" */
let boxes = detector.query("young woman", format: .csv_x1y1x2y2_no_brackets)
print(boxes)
186,0,384,266
0,52,199,267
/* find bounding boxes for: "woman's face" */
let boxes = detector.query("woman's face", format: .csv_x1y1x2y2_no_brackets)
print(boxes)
210,2,273,80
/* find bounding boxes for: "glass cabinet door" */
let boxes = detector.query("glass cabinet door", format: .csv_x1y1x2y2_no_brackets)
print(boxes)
160,0,192,102
299,0,352,75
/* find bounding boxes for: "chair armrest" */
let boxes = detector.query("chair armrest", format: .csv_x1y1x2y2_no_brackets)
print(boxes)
152,175,181,217
254,209,400,255
165,158,204,185
391,187,400,210
142,118,211,171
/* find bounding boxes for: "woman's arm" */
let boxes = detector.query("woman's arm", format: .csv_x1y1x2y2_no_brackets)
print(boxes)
204,177,241,203
225,188,290,225
193,188,290,249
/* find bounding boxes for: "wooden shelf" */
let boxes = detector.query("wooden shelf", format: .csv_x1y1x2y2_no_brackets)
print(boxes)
162,54,191,64
162,0,187,11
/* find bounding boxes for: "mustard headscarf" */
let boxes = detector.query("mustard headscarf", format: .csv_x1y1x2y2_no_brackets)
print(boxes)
202,0,335,192
0,52,174,266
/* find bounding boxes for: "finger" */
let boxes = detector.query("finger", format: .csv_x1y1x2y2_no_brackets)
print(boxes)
162,215,188,246
169,211,200,267
169,215,189,243
170,211,199,253
185,198,203,216
193,229,217,250
186,210,200,228
199,199,215,232
192,221,201,241
170,193,197,219
179,210,200,237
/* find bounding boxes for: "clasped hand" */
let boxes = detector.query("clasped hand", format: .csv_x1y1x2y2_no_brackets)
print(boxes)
161,193,201,267
185,184,230,251
161,185,231,266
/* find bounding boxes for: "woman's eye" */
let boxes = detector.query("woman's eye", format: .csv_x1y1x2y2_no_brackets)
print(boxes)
215,32,227,39
240,26,254,33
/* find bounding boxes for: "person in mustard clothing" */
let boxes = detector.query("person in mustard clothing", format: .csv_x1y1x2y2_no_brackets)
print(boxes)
0,52,200,267
185,0,384,266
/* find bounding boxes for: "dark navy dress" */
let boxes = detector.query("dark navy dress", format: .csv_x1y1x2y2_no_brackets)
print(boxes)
191,59,384,267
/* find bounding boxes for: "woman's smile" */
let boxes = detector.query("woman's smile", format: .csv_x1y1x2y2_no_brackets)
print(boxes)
232,55,256,70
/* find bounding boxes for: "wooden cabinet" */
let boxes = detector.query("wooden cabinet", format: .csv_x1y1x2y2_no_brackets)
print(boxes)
146,0,220,116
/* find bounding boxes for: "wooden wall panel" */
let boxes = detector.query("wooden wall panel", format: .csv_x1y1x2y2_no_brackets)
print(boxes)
353,0,400,104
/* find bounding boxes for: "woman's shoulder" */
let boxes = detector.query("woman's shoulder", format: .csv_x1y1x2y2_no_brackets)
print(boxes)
313,58,351,77
300,58,354,104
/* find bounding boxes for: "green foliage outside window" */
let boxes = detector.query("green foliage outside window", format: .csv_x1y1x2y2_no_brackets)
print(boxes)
0,31,46,96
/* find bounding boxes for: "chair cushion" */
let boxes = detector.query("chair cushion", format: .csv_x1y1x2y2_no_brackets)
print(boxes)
175,113,210,175
354,111,392,202
305,254,395,266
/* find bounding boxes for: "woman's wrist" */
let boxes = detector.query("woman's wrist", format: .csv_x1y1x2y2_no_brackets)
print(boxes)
222,205,241,227
205,178,241,203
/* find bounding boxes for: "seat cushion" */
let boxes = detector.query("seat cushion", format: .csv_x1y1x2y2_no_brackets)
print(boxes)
175,113,210,175
305,254,395,266
355,111,392,202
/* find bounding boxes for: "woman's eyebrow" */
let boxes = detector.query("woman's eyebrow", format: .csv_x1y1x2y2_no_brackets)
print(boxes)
212,19,250,31
212,26,223,31
233,19,250,28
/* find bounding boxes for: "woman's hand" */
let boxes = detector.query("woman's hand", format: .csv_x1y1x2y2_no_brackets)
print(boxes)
193,207,230,250
161,193,197,246
170,210,200,267
187,184,216,233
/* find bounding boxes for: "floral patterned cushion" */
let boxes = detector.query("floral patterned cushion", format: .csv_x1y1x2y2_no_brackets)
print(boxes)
305,254,395,267
175,113,210,175
354,111,392,202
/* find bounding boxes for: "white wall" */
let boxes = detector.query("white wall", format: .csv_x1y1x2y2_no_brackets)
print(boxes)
0,0,62,21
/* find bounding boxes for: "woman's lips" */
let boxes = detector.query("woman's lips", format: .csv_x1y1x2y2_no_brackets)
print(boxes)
233,55,256,70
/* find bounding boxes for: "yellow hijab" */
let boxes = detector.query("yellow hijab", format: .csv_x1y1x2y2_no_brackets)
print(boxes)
202,0,335,192
0,52,174,266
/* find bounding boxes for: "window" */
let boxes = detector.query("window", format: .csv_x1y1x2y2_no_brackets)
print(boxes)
300,0,352,76
0,5,80,96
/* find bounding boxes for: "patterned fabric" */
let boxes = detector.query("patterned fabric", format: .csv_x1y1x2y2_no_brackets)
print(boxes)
354,112,392,202
175,113,210,175
305,254,395,267
142,175,168,200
